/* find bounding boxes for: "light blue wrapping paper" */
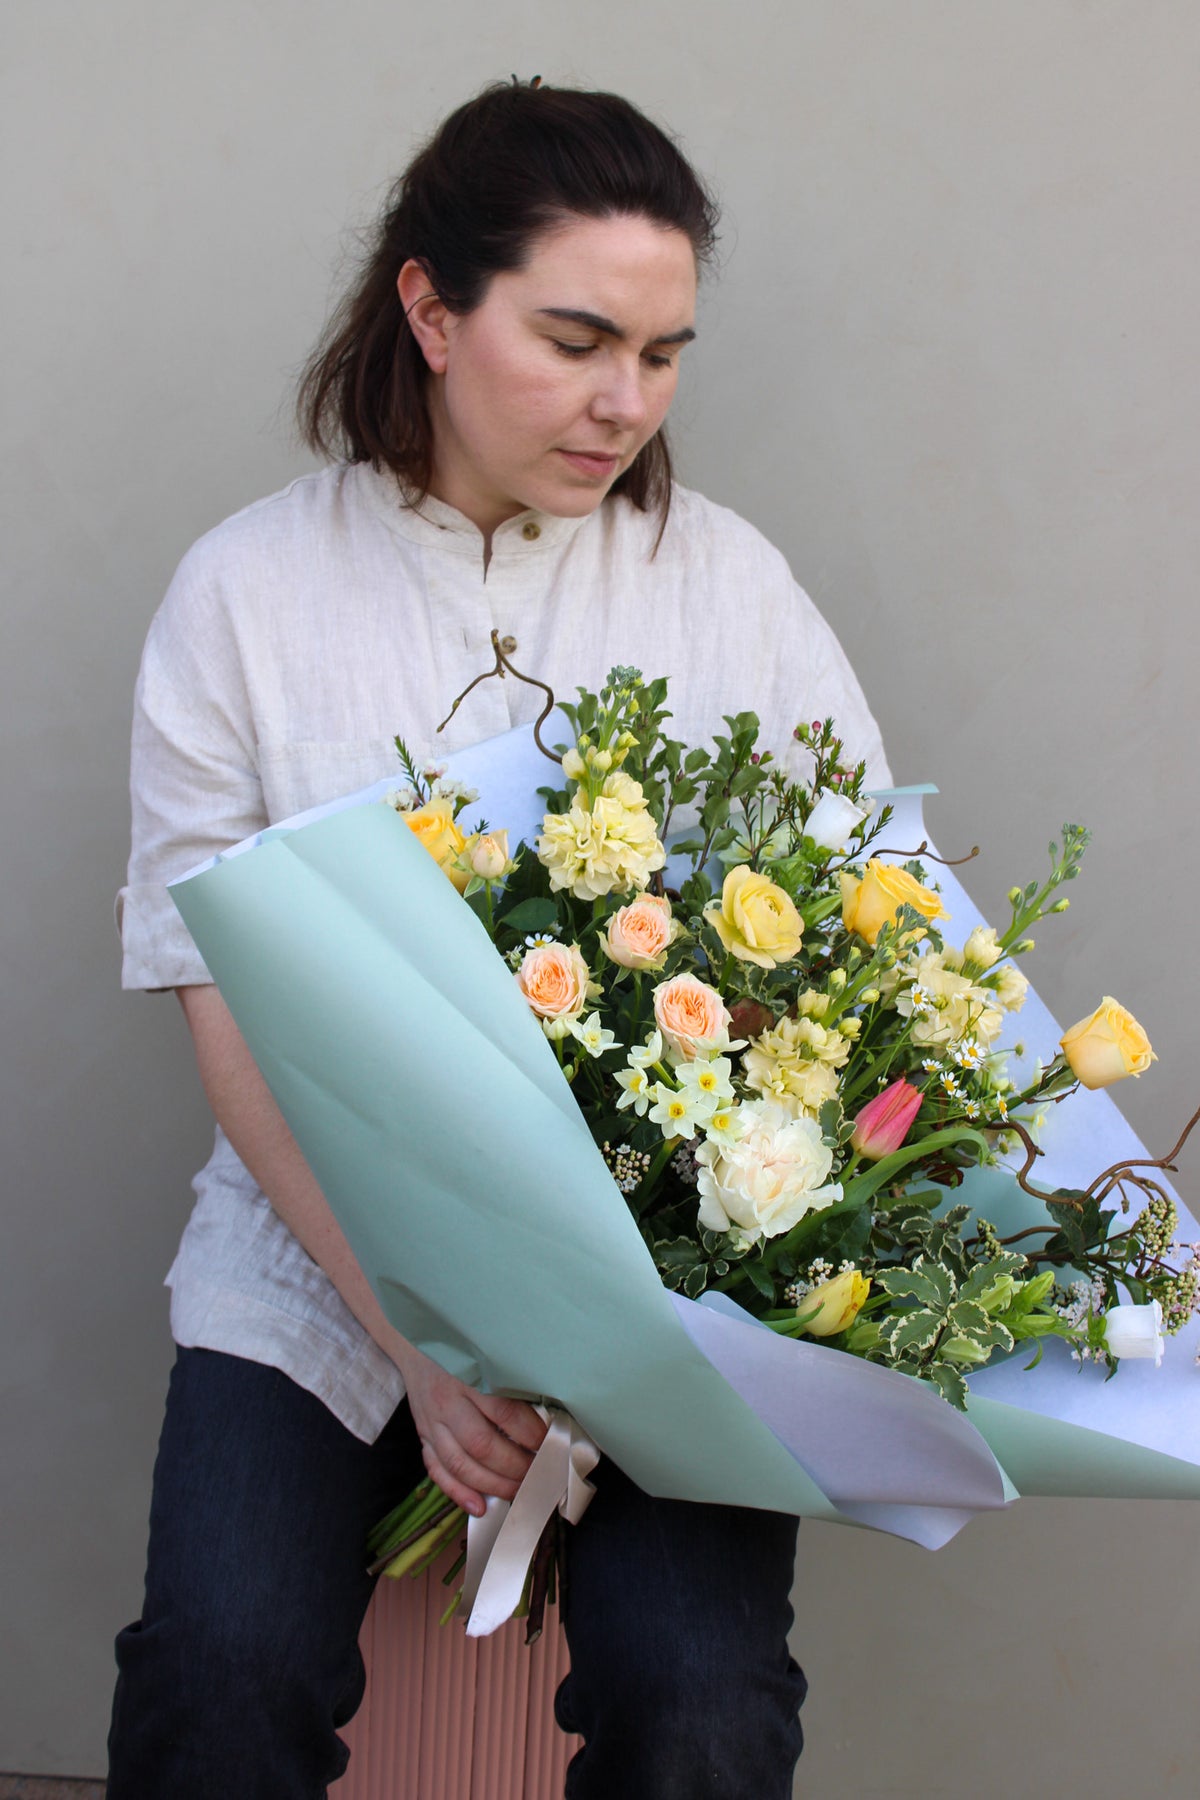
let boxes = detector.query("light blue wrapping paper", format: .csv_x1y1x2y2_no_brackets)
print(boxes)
171,724,1200,1543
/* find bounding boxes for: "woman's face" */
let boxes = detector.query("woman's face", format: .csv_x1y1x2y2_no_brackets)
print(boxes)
404,213,698,536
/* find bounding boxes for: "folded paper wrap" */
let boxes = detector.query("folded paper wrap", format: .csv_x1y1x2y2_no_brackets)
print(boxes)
170,719,1200,1593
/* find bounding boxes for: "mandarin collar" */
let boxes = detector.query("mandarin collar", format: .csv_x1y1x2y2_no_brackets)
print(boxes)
355,462,593,557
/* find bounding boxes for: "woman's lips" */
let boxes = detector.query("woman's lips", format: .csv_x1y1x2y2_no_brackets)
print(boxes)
558,449,621,478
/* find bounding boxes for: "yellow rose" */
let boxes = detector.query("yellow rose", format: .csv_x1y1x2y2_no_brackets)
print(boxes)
839,860,948,947
798,1268,871,1337
704,865,803,970
405,799,470,892
1060,997,1156,1089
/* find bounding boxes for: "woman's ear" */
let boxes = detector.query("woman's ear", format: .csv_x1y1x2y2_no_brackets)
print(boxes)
398,259,451,375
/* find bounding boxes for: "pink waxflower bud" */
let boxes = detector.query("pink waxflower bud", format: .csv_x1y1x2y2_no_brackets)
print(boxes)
850,1079,922,1159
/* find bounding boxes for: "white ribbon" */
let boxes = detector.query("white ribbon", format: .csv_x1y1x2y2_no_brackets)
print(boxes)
460,1406,599,1638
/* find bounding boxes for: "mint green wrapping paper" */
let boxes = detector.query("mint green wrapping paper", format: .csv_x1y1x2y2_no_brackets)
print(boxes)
171,746,1200,1542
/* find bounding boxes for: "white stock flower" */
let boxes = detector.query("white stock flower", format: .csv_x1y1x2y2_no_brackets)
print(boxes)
962,926,1003,972
695,1099,842,1243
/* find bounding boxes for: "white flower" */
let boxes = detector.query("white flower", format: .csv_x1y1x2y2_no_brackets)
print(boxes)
804,787,871,852
1103,1300,1165,1365
628,1031,664,1071
695,1099,842,1243
647,1082,706,1141
700,1106,745,1149
614,1065,653,1116
676,1055,736,1116
384,787,419,813
570,1012,619,1058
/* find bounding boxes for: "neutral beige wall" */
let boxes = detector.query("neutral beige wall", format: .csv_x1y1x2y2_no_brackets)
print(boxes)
3,0,1197,1785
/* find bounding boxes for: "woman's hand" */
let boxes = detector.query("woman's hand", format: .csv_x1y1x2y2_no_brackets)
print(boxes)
392,1341,548,1517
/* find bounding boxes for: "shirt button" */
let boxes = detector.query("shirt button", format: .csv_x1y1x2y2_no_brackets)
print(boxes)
521,521,541,541
499,635,518,654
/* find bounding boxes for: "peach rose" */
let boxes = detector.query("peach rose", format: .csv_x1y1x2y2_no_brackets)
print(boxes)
405,798,470,893
516,942,594,1038
604,893,679,971
653,972,733,1061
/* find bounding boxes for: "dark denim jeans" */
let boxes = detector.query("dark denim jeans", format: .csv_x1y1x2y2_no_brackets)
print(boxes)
108,1347,806,1799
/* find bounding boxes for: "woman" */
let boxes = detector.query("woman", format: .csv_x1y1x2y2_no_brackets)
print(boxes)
110,80,890,1798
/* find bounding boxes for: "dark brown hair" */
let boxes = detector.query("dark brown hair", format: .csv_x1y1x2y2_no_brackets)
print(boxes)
297,81,719,526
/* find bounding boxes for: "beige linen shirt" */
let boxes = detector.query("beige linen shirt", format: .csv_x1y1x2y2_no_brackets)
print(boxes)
120,461,891,1441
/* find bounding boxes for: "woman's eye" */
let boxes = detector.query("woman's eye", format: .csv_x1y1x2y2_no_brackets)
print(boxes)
551,340,596,359
642,352,674,370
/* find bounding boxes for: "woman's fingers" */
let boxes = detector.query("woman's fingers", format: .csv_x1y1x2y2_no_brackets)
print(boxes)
474,1391,550,1454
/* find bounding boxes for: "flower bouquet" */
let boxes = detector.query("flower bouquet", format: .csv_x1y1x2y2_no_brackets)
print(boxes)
171,662,1200,1635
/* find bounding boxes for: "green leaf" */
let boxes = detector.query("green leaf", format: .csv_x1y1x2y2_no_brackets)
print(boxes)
742,1258,778,1302
882,1309,943,1357
496,896,559,936
926,1364,969,1410
877,1259,953,1311
653,1236,702,1276
683,1264,709,1300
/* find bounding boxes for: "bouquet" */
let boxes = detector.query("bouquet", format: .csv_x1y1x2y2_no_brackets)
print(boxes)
363,664,1197,1625
171,657,1200,1638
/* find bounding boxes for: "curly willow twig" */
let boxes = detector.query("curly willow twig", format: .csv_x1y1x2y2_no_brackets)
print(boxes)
437,629,561,764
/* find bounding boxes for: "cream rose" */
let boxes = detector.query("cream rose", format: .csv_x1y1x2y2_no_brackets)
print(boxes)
704,865,804,970
604,893,679,971
405,798,470,893
653,972,733,1061
839,860,948,947
516,942,595,1038
695,1100,842,1242
1060,998,1156,1088
466,829,512,881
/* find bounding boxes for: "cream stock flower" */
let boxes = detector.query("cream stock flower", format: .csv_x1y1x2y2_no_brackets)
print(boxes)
537,772,665,901
603,893,680,970
653,973,734,1061
695,1100,842,1243
743,1015,847,1118
962,925,1003,972
895,951,1004,1049
515,941,597,1039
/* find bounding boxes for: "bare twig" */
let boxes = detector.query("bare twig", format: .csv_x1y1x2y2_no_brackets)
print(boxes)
437,629,561,763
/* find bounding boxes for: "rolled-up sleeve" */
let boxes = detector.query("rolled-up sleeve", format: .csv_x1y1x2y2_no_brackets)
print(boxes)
118,546,266,990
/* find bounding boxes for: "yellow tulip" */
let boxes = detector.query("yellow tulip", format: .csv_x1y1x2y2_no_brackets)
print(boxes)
798,1268,871,1337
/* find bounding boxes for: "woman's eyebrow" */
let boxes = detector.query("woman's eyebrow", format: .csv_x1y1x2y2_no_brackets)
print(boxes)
535,306,697,346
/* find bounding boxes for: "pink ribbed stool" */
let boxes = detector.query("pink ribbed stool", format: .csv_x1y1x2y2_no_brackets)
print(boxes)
334,1558,578,1799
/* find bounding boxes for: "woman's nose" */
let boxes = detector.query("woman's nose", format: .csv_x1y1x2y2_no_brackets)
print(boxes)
590,359,650,432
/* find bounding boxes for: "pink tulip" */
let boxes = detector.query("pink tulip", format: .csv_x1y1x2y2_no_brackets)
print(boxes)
850,1079,922,1159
